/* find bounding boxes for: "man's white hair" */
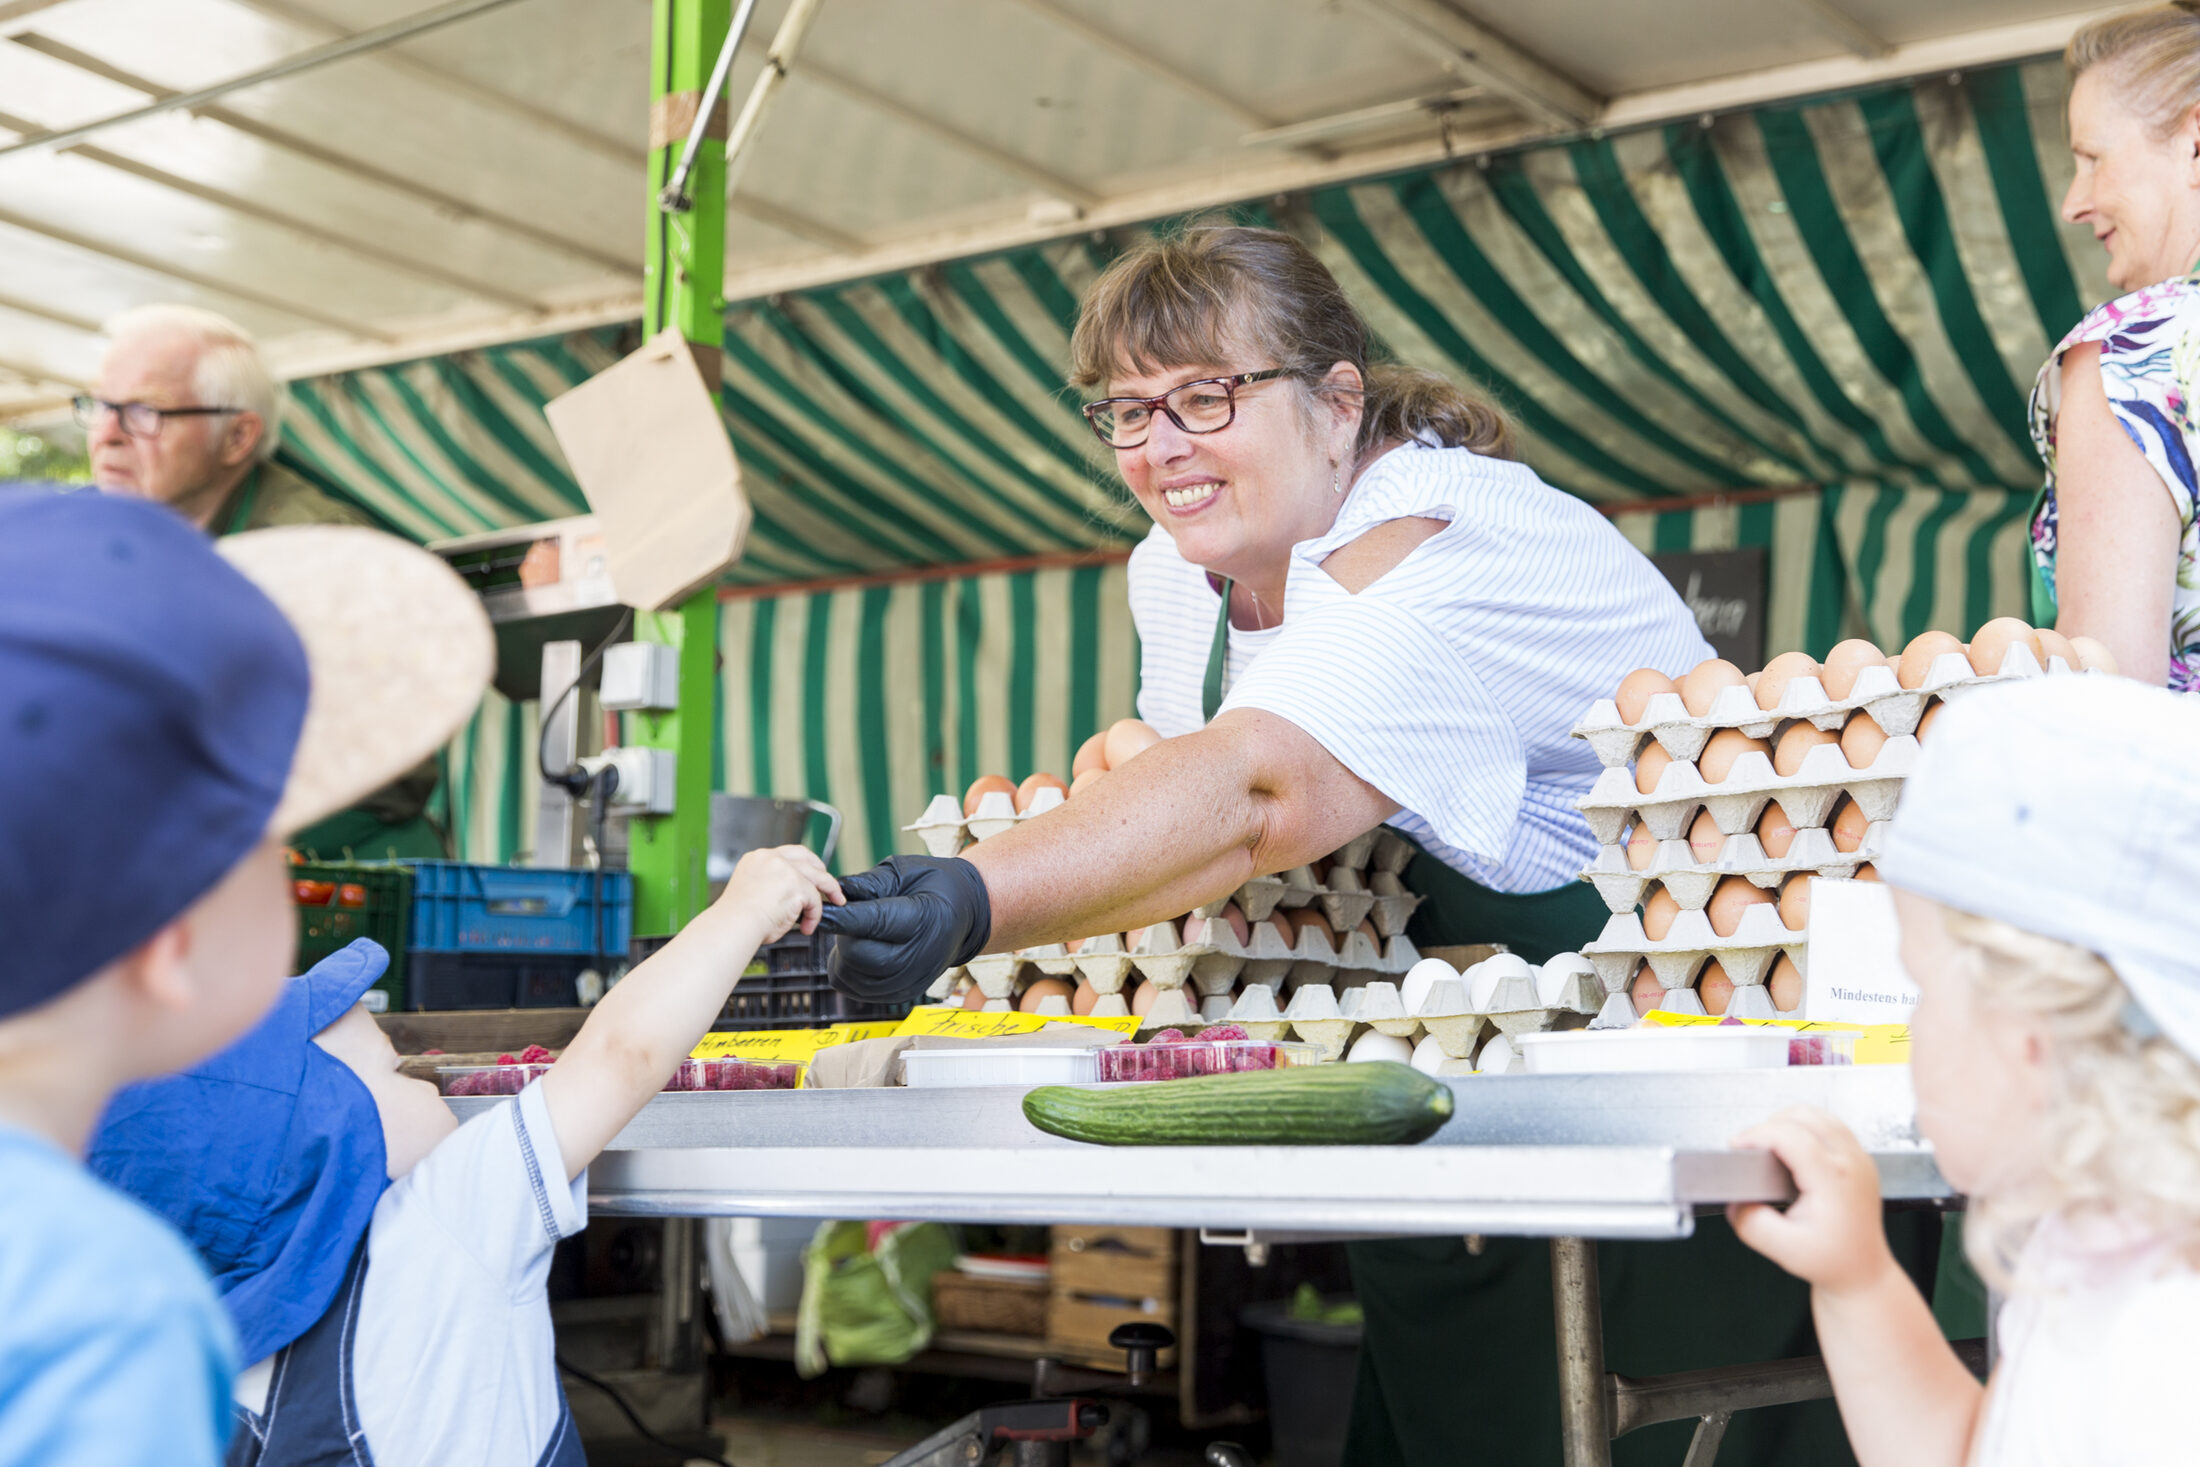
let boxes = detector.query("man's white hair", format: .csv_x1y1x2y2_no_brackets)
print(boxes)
104,304,286,464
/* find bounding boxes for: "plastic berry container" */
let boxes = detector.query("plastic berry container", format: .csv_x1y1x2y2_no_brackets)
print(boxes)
1095,1038,1320,1082
663,1058,805,1091
1786,1031,1857,1067
436,1063,552,1097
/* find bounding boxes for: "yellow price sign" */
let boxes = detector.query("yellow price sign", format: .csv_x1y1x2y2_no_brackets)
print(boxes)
894,1006,1142,1041
1639,1011,1910,1065
824,1020,905,1045
689,1028,849,1061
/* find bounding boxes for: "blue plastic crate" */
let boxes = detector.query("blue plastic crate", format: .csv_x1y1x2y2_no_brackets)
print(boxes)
406,861,632,957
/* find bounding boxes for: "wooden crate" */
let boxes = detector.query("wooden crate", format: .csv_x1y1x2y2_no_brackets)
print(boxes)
932,1271,1049,1337
1046,1225,1178,1370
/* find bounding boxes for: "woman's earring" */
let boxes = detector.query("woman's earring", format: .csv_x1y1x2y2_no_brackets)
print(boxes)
1332,462,1344,495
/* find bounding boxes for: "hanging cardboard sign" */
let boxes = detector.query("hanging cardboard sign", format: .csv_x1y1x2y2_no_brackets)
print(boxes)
543,328,749,610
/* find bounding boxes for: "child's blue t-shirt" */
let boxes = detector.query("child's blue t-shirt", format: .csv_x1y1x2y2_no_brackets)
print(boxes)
0,1125,235,1466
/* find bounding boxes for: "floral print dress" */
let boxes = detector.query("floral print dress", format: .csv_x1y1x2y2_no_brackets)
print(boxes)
2029,276,2200,691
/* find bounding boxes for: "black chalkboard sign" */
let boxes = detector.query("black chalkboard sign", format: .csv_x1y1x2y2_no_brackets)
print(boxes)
1651,546,1766,668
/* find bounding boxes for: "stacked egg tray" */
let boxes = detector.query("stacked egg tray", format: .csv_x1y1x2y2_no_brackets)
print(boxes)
1568,643,2072,1027
910,816,1432,1044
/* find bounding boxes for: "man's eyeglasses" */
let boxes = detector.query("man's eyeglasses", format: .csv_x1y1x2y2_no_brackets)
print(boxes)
72,396,241,439
1080,368,1296,449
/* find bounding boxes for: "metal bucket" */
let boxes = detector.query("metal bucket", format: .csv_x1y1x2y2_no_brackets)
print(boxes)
706,794,843,883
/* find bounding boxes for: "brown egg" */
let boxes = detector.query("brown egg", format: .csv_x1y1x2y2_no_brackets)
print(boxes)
963,774,1017,817
1687,809,1725,865
1773,721,1839,777
1706,875,1773,938
1967,618,2044,677
1018,976,1074,1013
1125,926,1149,949
1767,954,1804,1013
1069,768,1106,796
1819,639,1886,700
1642,886,1682,942
1754,651,1822,711
2068,635,2120,675
1630,964,1666,1018
1103,718,1162,768
1698,728,1771,784
1854,863,1881,883
1625,823,1659,872
1015,772,1068,813
1220,902,1252,946
1064,936,1086,954
1072,731,1110,778
961,982,990,1011
1615,667,1679,724
1679,658,1746,716
1288,908,1336,944
1915,701,1943,742
1264,913,1294,946
1071,980,1100,1016
1697,959,1735,1016
1830,795,1870,854
1897,630,1966,689
1778,876,1811,932
1839,710,1889,771
1756,802,1798,860
2036,627,2079,671
1635,743,1675,797
1129,980,1157,1017
1357,918,1381,946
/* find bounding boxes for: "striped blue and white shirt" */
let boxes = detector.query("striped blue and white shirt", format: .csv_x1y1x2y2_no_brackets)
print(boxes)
1129,443,1711,894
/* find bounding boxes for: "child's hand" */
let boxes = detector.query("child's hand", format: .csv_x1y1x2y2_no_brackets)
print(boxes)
718,845,844,944
1727,1107,1897,1296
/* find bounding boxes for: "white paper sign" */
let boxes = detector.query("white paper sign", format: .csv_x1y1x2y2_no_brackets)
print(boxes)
1802,877,1919,1025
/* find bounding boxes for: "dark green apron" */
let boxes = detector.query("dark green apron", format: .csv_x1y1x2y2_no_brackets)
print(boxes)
1205,582,1939,1464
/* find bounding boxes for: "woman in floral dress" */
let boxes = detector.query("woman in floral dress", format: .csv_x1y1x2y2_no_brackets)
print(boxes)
2033,5,2200,690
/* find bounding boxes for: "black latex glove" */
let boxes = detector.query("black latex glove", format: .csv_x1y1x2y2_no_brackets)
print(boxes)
816,854,993,1004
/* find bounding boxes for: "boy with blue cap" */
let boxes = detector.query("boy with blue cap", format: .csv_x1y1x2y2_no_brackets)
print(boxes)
1731,673,2200,1465
0,488,492,1465
94,830,841,1459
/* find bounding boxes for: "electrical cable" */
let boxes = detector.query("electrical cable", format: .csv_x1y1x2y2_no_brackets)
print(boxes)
555,1352,736,1467
535,609,635,794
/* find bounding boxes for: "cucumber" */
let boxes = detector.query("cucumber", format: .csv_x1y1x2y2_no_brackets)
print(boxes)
1021,1061,1453,1146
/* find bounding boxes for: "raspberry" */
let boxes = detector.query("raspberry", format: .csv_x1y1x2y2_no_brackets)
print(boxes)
1201,1025,1249,1042
1149,1028,1187,1046
517,1044,554,1064
495,1053,518,1066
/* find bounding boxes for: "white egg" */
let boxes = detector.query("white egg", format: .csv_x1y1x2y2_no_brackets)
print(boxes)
1469,953,1534,1012
1400,957,1457,1016
1476,1033,1519,1074
1410,1033,1448,1076
1535,952,1597,1008
1347,1030,1415,1064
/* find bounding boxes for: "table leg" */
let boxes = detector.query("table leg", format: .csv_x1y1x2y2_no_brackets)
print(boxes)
1552,1236,1611,1467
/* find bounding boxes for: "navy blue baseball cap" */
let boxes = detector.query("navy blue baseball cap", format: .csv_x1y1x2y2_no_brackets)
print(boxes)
91,939,392,1365
0,489,493,1017
0,489,306,1019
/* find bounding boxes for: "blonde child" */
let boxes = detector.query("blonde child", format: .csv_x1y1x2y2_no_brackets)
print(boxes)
1732,674,2200,1463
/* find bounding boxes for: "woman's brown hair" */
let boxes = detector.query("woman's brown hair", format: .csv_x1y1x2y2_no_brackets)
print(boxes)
1069,223,1515,462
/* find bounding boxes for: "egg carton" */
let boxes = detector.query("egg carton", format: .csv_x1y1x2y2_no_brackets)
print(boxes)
902,784,1070,856
1579,821,1886,914
1579,903,1806,991
1228,864,1322,923
1569,644,2057,770
1576,735,1918,846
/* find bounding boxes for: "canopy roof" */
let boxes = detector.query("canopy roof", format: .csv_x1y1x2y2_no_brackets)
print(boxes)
0,0,2125,423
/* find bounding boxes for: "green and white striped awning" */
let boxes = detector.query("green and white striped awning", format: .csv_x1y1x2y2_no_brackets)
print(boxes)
313,58,2104,869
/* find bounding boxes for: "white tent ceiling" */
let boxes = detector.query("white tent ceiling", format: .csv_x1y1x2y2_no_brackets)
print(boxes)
0,0,2124,423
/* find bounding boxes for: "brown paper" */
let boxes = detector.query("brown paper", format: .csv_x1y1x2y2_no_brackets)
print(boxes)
543,328,750,611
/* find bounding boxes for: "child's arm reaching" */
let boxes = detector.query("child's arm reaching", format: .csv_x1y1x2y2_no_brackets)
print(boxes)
1729,1107,1985,1467
539,846,843,1178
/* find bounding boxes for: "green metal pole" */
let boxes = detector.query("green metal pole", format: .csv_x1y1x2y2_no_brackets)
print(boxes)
631,0,729,937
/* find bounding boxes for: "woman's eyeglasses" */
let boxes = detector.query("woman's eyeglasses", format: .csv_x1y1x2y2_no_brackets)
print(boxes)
72,396,241,439
1080,368,1295,449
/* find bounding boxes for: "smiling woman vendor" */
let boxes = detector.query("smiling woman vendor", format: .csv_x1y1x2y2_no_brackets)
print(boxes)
824,225,1929,1463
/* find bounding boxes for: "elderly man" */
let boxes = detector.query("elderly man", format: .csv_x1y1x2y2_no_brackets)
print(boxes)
85,306,443,861
82,304,369,534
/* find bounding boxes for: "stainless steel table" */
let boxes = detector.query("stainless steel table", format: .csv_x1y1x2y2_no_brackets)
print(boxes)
454,1066,1950,1464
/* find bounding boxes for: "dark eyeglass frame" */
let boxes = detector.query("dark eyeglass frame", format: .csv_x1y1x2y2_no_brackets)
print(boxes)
72,395,242,439
1080,367,1297,449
